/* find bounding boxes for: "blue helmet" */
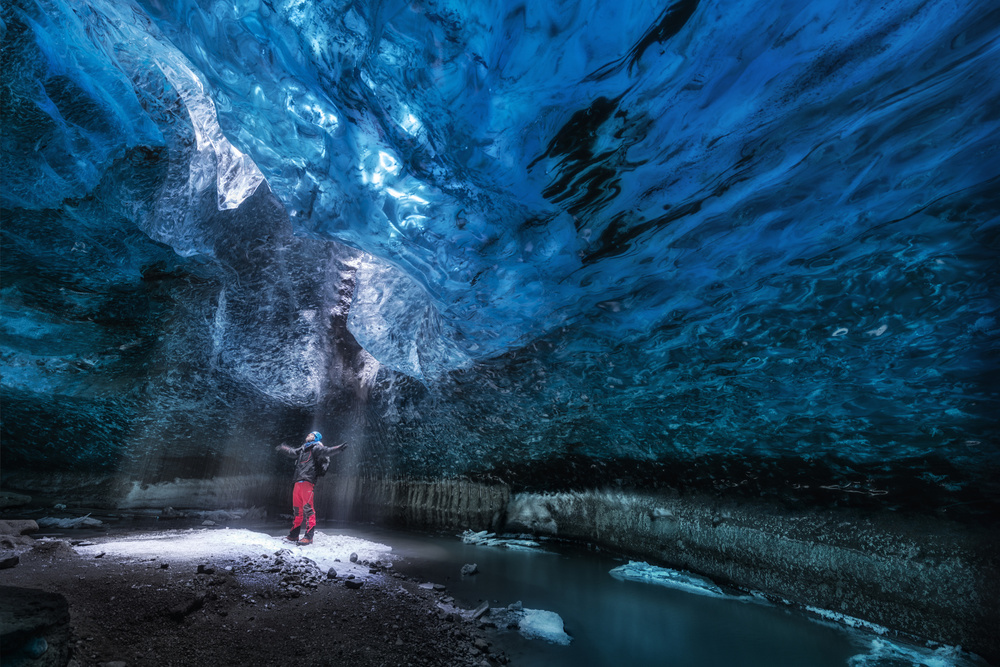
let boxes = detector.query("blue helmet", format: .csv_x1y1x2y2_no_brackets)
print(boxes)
310,431,322,442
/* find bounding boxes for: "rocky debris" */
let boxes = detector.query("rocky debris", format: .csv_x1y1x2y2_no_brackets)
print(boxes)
349,552,359,563
0,586,72,666
461,563,479,576
29,540,81,561
167,592,206,621
507,600,522,612
327,567,337,579
344,579,364,589
202,520,217,526
197,564,216,575
1,555,20,569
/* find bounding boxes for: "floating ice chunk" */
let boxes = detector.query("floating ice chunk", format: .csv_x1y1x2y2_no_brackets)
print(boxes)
460,529,543,551
518,609,572,645
609,561,726,598
37,514,103,529
846,637,981,667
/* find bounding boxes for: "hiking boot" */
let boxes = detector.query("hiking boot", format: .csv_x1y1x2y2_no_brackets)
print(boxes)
284,527,301,543
298,528,315,545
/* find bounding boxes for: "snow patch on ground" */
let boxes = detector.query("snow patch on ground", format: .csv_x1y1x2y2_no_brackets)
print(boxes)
518,608,572,645
73,528,394,575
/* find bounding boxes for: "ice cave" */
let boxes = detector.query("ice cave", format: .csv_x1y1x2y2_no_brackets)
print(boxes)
0,0,997,664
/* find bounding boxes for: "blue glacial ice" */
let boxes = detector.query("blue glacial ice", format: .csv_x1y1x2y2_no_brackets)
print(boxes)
517,608,573,645
1,0,998,493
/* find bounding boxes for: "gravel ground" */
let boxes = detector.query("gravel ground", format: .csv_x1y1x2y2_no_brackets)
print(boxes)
0,524,509,667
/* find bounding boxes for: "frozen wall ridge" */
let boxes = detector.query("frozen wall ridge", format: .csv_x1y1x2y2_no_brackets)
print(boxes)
154,58,265,212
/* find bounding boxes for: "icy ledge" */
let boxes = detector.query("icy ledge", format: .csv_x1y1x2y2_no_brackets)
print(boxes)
609,560,730,599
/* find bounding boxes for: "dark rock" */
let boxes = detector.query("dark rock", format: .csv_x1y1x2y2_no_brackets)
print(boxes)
0,586,72,667
327,567,337,579
461,563,479,576
344,579,363,590
474,638,490,652
160,563,169,569
349,552,358,563
507,601,522,612
95,552,106,558
197,564,215,575
0,519,38,534
0,555,20,569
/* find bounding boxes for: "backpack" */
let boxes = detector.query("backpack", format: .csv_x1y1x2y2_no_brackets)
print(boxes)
315,452,331,477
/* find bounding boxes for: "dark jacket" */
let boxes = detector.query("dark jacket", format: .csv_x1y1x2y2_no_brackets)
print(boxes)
276,442,344,484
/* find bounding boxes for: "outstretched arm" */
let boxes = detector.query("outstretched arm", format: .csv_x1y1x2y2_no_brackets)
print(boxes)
275,443,299,458
317,443,348,456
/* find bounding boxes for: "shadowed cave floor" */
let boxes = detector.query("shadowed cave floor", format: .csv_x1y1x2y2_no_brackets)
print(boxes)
0,524,505,667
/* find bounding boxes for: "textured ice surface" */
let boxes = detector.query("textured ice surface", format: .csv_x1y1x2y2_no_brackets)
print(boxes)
1,0,998,501
609,561,727,598
460,529,544,551
846,638,983,667
518,608,572,645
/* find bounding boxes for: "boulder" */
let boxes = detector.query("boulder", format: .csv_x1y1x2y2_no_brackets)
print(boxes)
0,519,39,535
0,586,72,667
461,563,479,576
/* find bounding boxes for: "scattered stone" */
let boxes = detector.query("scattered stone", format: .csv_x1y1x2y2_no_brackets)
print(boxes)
54,503,67,510
197,564,215,575
326,567,337,579
344,579,363,590
471,601,490,620
507,601,522,612
474,638,490,653
160,563,169,569
201,520,216,526
94,552,106,559
349,552,358,563
0,555,20,570
461,563,479,576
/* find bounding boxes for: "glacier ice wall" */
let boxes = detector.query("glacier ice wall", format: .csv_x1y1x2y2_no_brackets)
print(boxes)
1,0,998,509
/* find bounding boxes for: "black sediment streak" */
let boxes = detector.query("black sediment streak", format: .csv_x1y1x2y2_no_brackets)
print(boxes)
585,0,700,81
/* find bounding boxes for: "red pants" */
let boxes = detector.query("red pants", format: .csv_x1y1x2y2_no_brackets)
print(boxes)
291,481,316,532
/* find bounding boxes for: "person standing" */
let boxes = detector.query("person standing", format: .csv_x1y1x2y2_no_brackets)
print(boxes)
275,431,347,545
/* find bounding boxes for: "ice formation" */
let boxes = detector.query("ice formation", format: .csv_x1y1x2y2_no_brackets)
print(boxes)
608,561,727,599
1,0,997,514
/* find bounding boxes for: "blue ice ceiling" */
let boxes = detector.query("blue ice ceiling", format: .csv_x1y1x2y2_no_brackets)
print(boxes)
1,0,998,493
